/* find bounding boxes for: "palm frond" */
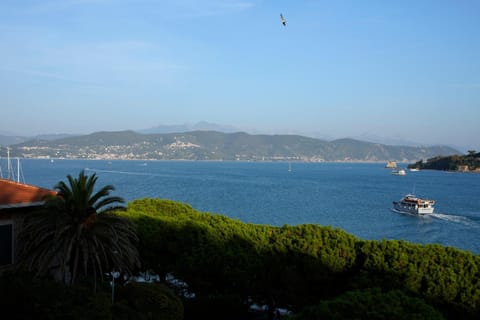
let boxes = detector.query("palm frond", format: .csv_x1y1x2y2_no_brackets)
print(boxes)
17,171,140,288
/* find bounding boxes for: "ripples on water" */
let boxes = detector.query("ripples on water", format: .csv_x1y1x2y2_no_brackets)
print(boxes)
12,159,480,254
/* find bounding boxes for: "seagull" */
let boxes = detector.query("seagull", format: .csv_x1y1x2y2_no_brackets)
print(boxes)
280,13,286,26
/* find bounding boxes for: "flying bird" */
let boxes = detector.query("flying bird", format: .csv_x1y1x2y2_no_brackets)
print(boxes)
280,13,286,26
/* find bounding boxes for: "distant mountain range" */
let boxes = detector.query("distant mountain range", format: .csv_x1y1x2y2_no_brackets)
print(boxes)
0,122,238,146
139,121,240,134
1,121,461,150
0,133,76,146
4,130,459,162
138,123,423,147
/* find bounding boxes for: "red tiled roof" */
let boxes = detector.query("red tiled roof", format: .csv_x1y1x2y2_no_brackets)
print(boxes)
0,178,57,209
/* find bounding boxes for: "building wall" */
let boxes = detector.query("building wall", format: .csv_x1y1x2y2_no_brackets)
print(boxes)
0,208,30,272
0,217,13,269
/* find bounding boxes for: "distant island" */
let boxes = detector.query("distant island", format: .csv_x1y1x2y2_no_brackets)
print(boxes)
4,130,459,162
408,150,480,172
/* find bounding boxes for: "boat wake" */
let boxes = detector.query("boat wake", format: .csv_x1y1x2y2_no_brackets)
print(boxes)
430,213,478,226
85,168,160,177
392,209,479,227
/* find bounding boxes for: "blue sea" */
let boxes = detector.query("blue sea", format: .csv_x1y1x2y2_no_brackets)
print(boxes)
9,159,480,254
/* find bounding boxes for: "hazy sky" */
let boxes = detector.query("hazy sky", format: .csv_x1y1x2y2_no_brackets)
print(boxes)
1,0,479,151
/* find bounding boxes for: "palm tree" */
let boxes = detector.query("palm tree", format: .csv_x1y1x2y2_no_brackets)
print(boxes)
17,170,140,289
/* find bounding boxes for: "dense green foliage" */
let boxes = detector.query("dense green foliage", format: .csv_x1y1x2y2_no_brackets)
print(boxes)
123,199,356,299
0,270,112,319
120,198,480,319
113,282,184,320
297,288,445,320
409,151,480,171
357,240,480,315
0,271,183,320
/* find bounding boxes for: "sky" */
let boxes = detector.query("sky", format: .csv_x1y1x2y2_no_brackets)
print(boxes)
1,0,479,151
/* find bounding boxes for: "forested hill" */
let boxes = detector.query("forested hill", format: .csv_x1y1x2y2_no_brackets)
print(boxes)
409,151,480,171
10,130,459,162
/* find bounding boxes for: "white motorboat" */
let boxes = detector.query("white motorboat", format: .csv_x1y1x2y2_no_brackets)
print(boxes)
391,169,406,176
392,194,435,215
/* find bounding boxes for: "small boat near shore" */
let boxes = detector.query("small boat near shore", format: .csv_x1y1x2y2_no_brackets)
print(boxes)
391,169,406,176
392,194,435,216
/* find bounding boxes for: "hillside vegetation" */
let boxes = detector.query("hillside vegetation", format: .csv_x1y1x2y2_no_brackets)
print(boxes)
409,151,480,171
9,130,458,162
120,198,480,319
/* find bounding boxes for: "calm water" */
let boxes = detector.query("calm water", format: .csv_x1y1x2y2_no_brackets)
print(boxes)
8,159,480,254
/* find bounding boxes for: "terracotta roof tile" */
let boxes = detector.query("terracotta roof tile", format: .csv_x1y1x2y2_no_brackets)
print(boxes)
0,178,57,208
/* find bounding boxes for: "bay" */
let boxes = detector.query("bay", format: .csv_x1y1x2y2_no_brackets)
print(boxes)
10,159,480,254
